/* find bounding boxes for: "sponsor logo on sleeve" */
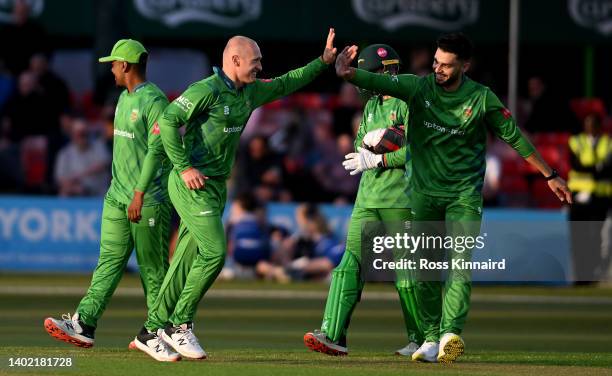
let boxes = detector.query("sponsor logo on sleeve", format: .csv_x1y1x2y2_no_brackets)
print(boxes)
259,78,273,83
175,95,194,112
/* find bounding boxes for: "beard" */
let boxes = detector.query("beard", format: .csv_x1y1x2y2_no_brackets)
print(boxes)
435,71,461,88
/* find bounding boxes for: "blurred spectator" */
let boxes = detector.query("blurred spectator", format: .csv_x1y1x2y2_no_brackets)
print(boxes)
568,113,612,282
332,82,362,137
0,60,14,114
351,110,363,137
54,118,110,196
29,53,71,116
409,46,432,77
522,75,578,134
2,71,48,142
312,133,360,203
222,192,271,279
30,53,72,184
0,0,48,75
484,134,502,207
258,204,343,281
236,135,290,202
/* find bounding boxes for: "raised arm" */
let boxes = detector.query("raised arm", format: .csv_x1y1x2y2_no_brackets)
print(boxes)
335,45,419,102
250,28,337,108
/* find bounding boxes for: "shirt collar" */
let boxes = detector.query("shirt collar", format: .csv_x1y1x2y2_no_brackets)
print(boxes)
213,66,237,90
132,81,148,93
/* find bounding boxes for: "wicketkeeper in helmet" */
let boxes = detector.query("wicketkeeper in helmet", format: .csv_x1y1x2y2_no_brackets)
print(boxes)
304,44,422,356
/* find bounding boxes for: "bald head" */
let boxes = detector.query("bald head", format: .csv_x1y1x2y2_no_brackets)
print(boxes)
222,35,262,88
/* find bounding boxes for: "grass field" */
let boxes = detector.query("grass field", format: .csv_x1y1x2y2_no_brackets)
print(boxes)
1,274,611,376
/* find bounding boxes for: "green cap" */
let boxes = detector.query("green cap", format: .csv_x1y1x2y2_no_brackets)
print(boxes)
98,39,147,64
357,44,401,72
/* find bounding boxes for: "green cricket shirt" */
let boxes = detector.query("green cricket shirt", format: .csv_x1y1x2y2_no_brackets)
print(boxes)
107,82,170,206
351,72,535,197
158,58,328,179
354,96,411,208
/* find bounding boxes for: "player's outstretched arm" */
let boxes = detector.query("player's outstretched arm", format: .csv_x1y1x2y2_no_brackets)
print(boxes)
525,152,573,203
250,28,336,108
335,46,418,102
484,89,572,204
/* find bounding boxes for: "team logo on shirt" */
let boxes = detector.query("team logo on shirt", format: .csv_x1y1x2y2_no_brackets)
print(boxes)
130,109,139,122
463,106,473,118
152,122,160,135
224,106,230,115
424,100,432,108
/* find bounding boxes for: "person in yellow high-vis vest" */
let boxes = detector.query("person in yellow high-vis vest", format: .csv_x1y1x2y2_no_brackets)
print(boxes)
568,113,612,283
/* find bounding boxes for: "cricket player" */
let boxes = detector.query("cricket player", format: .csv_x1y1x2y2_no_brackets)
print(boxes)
133,30,338,362
335,33,572,363
304,44,422,357
44,39,172,352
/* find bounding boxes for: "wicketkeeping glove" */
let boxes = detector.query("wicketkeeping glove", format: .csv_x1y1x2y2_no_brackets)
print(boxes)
362,125,405,154
343,147,384,175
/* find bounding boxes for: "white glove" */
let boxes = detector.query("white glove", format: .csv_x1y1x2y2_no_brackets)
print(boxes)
342,147,383,175
362,129,385,148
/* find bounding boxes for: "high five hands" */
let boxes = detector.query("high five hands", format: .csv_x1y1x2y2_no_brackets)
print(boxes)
321,28,358,78
321,28,338,65
335,45,358,79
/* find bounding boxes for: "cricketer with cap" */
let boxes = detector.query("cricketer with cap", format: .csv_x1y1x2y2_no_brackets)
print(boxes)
44,39,172,349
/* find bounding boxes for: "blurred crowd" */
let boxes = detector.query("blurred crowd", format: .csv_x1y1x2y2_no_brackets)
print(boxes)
1,0,611,281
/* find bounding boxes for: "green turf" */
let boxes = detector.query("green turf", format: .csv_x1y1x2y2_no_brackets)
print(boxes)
0,274,611,375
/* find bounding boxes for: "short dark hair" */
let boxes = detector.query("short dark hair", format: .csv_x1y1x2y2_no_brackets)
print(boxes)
436,32,473,61
236,191,258,212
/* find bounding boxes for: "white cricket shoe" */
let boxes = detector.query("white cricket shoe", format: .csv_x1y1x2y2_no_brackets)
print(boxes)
437,333,465,363
44,312,95,348
161,322,207,359
395,342,420,356
134,328,181,362
303,330,348,356
411,341,439,362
